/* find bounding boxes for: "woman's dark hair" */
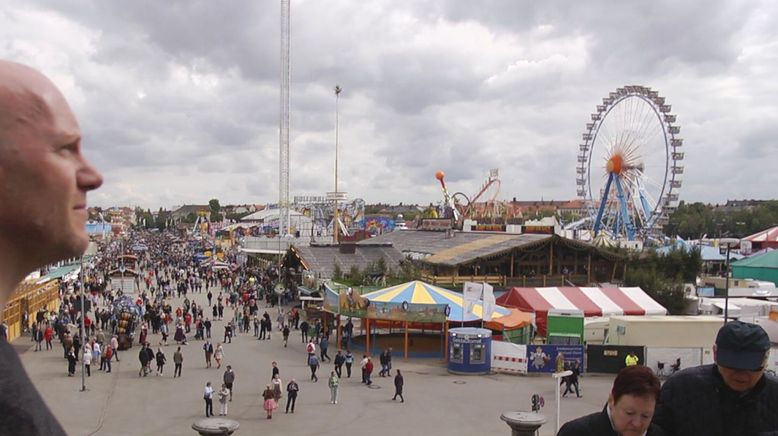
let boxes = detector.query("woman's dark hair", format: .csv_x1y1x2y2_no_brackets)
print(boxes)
611,365,661,403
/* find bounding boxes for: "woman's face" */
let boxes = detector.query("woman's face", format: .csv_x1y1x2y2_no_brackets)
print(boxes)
608,393,656,436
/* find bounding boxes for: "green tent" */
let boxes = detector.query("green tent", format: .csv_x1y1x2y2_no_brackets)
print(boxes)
731,250,778,285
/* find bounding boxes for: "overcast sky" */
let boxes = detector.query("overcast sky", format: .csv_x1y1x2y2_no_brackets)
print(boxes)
2,1,776,210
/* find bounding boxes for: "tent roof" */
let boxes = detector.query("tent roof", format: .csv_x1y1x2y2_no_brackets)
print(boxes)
362,280,512,322
744,226,778,243
497,287,667,318
732,249,778,269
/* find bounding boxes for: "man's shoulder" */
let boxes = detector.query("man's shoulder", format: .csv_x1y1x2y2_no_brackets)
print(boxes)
0,342,67,436
664,364,714,389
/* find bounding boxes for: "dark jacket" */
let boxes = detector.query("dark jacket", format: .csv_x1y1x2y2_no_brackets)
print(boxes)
558,405,666,436
653,364,778,436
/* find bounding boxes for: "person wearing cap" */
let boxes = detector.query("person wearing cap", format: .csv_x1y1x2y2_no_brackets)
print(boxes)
653,320,778,435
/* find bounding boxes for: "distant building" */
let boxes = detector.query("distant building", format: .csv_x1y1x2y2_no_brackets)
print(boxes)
171,205,210,221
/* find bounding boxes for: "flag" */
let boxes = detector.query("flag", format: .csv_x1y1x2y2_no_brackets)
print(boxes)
462,282,482,318
482,283,496,321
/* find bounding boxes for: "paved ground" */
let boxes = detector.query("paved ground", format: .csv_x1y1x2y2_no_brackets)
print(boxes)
18,287,617,436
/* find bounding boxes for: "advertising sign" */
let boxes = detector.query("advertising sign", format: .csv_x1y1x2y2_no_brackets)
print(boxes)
526,344,585,374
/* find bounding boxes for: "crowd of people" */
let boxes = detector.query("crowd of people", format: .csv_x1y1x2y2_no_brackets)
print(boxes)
22,226,409,423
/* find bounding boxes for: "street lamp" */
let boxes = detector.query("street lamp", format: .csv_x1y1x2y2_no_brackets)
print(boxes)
719,238,740,324
333,85,342,244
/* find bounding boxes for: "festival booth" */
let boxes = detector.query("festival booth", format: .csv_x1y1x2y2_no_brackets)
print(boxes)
497,287,667,336
323,281,532,360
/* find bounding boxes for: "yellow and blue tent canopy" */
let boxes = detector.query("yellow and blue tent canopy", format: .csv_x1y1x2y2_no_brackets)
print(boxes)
362,280,511,322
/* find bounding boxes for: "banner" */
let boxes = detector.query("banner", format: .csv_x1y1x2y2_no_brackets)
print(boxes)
526,344,585,374
462,282,482,319
482,283,495,321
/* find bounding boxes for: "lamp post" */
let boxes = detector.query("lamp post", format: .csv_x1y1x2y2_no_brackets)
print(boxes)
333,85,342,244
79,255,86,392
719,238,740,324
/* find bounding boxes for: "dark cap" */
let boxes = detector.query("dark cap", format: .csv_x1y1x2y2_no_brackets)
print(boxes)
715,321,770,371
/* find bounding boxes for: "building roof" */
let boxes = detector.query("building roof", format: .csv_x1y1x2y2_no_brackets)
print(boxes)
359,230,548,264
241,208,306,222
359,230,618,267
292,244,405,279
744,226,778,243
732,249,778,269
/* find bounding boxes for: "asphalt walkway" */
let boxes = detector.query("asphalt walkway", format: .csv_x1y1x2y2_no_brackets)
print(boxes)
18,286,614,436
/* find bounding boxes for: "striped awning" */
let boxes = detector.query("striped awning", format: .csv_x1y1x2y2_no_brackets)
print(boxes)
362,280,511,322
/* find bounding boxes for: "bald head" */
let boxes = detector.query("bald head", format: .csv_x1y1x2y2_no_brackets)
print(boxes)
0,59,102,293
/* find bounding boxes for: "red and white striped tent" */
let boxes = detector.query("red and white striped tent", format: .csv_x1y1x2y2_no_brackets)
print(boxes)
496,287,667,336
744,226,778,251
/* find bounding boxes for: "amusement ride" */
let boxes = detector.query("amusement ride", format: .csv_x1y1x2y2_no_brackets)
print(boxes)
576,85,684,243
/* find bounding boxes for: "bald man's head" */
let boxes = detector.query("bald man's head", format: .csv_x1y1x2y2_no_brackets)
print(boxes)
0,61,66,150
0,60,102,277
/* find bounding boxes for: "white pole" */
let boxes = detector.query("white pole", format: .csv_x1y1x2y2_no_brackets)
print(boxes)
552,370,573,434
79,256,86,392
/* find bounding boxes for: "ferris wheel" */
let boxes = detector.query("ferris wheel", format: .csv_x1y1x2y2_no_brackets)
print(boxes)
576,86,684,241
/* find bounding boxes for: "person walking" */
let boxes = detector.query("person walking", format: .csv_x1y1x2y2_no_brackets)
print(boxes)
334,350,345,378
392,369,404,402
155,348,166,376
223,365,235,402
203,382,214,417
345,349,354,378
562,360,582,398
262,385,277,419
320,335,331,362
360,354,369,384
218,383,230,416
328,371,339,404
272,374,283,402
282,325,290,348
110,335,119,361
214,343,224,369
173,346,183,378
33,326,43,352
138,344,151,377
285,379,299,413
299,320,309,343
309,354,320,382
271,361,280,380
66,347,77,377
365,356,374,386
83,347,92,377
203,340,213,368
103,344,113,373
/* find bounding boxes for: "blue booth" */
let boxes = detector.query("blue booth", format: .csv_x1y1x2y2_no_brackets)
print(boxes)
447,327,492,375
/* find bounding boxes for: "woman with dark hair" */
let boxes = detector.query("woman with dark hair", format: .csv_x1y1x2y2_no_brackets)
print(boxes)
558,365,666,436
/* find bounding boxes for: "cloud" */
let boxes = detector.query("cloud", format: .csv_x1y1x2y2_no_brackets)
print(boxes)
1,0,777,211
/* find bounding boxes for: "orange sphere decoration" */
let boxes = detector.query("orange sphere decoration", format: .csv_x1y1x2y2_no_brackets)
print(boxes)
435,170,445,181
607,154,624,175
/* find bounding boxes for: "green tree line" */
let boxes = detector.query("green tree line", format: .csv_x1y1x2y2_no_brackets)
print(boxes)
666,200,778,239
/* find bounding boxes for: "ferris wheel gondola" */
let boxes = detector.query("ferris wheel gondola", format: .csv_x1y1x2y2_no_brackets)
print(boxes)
576,86,684,242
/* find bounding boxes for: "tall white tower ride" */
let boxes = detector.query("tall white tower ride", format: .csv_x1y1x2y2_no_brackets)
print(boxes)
279,0,291,236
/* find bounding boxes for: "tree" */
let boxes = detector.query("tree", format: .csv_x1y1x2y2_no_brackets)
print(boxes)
332,262,343,280
209,198,223,222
